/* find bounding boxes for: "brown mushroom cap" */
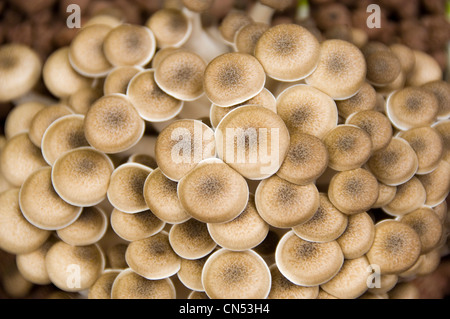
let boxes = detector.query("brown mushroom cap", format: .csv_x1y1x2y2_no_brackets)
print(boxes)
234,22,270,55
255,24,320,82
305,39,366,100
0,43,42,102
4,101,46,140
203,52,266,107
104,66,142,96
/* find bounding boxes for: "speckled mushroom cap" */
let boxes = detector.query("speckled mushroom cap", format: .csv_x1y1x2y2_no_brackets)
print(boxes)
181,0,214,12
69,24,113,77
104,66,142,96
203,52,266,107
201,249,272,299
365,50,402,87
127,69,183,122
219,10,253,45
255,24,320,82
4,101,46,140
276,84,338,139
386,87,439,131
43,47,92,99
0,43,42,102
154,50,206,101
146,8,192,49
260,0,293,11
406,50,442,87
215,105,290,180
422,80,450,120
267,264,319,299
234,22,270,55
84,94,145,154
177,158,249,224
51,147,115,207
305,39,366,100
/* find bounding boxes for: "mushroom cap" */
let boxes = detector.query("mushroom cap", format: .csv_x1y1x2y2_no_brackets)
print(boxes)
154,50,206,101
365,50,402,87
422,80,450,120
276,84,338,139
255,24,320,82
111,268,176,299
88,269,121,299
335,82,377,119
366,137,419,186
125,231,181,280
41,114,89,166
386,87,439,131
260,0,293,11
84,94,145,154
127,69,183,122
416,160,450,207
0,43,42,102
19,167,83,231
267,264,319,299
219,10,253,45
103,24,156,67
0,189,51,255
107,163,153,214
328,168,379,215
201,249,271,299
4,101,46,140
406,50,442,87
206,194,269,251
381,177,426,217
305,39,366,100
69,24,113,77
146,8,192,48
181,0,214,12
43,47,92,99
432,120,450,164
255,174,320,228
215,105,290,180
177,158,249,224
336,212,375,259
177,256,208,292
366,220,422,275
104,66,142,96
45,241,105,292
154,119,216,181
51,147,115,207
275,231,344,287
203,52,266,107
234,22,270,55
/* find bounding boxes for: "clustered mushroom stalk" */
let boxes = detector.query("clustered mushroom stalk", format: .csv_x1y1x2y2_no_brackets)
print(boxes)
0,0,449,300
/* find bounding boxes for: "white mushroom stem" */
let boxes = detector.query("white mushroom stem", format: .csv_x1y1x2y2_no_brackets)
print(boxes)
181,8,229,63
295,0,310,22
248,1,275,24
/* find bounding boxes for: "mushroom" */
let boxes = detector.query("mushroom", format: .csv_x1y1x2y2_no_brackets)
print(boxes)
201,248,271,299
177,255,209,292
267,264,319,299
276,84,338,139
84,94,145,154
111,268,176,299
67,87,103,115
19,166,82,231
233,22,269,55
305,39,366,100
45,241,105,292
168,218,217,259
177,158,249,224
255,174,319,228
124,231,181,280
365,50,402,88
206,194,269,251
103,66,142,96
56,206,108,246
218,10,253,46
335,82,377,119
0,43,42,103
51,147,115,207
106,163,152,214
41,114,89,166
254,24,320,82
203,52,266,107
145,8,192,49
110,208,165,242
154,50,207,101
143,167,191,224
275,231,343,287
406,50,443,87
422,80,450,121
248,0,294,24
4,101,46,140
88,269,121,299
103,24,156,67
432,120,450,164
416,160,450,207
42,47,92,99
381,177,427,217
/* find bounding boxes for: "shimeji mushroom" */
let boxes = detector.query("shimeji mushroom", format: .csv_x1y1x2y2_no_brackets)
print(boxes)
0,43,42,103
103,66,143,96
127,69,184,122
233,22,270,55
106,163,153,214
365,50,402,88
146,8,192,49
124,231,181,280
219,10,253,47
206,194,269,251
168,218,217,260
389,43,416,77
381,177,427,217
177,255,209,292
416,160,450,207
56,206,108,247
255,24,320,82
335,82,377,119
67,87,103,115
19,167,83,231
110,208,165,242
88,269,121,299
432,119,450,164
201,248,272,299
406,50,443,87
4,101,46,140
422,80,450,120
111,268,176,299
267,264,319,299
248,0,294,24
143,168,191,224
177,158,249,224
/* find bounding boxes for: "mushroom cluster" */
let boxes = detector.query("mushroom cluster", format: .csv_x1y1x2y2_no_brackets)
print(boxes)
0,0,449,300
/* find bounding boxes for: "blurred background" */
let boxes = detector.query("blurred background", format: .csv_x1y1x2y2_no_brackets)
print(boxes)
0,0,449,299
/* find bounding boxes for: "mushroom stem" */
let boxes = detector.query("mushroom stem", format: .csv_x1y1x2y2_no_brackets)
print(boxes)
295,0,310,22
248,1,275,24
181,8,229,63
